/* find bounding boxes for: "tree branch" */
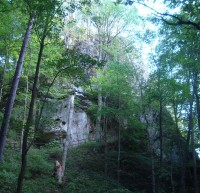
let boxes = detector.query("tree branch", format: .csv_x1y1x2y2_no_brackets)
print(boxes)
136,1,200,30
159,13,200,30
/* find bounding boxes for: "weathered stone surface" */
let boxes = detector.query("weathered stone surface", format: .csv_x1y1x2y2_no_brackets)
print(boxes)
40,90,95,146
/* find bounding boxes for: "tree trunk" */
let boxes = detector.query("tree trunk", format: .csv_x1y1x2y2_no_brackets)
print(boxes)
179,78,195,193
173,101,179,134
96,92,102,141
139,80,157,193
95,26,103,142
179,160,186,193
0,15,34,162
191,121,198,193
145,113,156,193
117,73,121,188
104,119,108,176
103,98,108,177
34,67,68,135
191,77,199,193
20,72,29,153
16,33,46,193
117,117,121,188
179,95,194,193
61,94,75,183
157,87,163,193
172,101,186,193
187,91,194,146
159,98,163,169
151,154,156,193
193,72,200,131
20,49,31,152
170,149,175,193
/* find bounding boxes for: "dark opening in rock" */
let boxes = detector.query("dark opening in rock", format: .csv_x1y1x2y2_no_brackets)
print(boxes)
62,121,66,125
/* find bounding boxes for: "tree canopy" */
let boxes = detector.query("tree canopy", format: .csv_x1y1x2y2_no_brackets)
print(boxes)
0,0,200,193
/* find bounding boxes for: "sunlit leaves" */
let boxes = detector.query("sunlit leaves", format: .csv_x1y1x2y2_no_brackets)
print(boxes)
91,61,139,122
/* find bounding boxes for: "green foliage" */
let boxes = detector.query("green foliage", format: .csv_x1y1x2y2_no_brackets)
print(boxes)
1,1,199,193
0,139,64,193
66,172,111,193
23,162,60,193
0,169,18,193
43,141,62,159
26,149,52,175
23,177,57,193
0,149,20,193
65,143,134,193
108,189,133,193
91,61,140,125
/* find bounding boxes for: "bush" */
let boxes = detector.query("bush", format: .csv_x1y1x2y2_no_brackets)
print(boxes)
0,149,20,193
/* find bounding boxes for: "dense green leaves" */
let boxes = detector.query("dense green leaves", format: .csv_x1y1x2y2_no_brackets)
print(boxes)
1,0,200,193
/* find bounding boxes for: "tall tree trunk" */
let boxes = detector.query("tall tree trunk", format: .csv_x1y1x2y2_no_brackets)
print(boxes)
61,94,75,183
0,15,34,162
191,121,198,193
179,78,195,193
159,98,163,169
117,117,121,188
139,80,157,193
194,72,200,131
96,91,102,141
34,67,68,136
20,72,29,153
179,151,186,193
187,93,194,146
151,154,156,193
158,90,163,193
191,76,199,193
117,73,121,188
172,101,186,193
20,49,31,152
95,26,103,142
170,148,175,193
179,97,193,193
145,113,156,193
16,34,45,193
173,101,179,134
103,97,108,176
104,118,108,175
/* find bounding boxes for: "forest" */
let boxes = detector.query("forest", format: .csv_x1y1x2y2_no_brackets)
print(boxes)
0,0,200,193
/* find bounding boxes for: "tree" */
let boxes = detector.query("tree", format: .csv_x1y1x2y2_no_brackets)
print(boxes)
0,9,34,162
78,0,138,141
159,0,200,31
0,0,24,103
122,0,200,31
16,1,64,192
91,59,140,186
150,6,200,191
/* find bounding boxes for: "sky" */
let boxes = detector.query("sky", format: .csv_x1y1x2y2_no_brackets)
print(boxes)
134,1,168,74
135,0,181,74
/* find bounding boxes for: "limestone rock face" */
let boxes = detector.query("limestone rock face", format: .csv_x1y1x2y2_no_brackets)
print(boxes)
54,96,94,146
40,91,95,146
